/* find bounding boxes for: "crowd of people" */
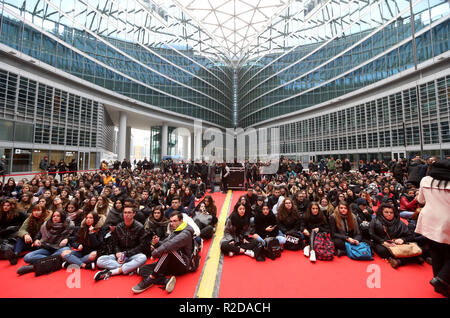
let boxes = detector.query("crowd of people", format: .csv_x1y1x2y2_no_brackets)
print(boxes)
0,154,449,297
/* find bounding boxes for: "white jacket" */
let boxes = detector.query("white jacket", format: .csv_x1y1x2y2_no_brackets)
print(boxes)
416,176,450,244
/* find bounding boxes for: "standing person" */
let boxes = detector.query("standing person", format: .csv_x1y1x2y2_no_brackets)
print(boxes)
94,206,147,281
57,160,68,182
0,155,7,184
39,156,49,176
415,159,450,297
68,159,77,176
131,212,196,294
221,163,230,194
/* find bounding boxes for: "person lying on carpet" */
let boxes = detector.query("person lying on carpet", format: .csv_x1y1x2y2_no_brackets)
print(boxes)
329,202,362,257
17,209,75,275
131,211,195,294
302,202,331,262
369,203,424,269
61,211,107,270
220,203,260,259
94,206,147,281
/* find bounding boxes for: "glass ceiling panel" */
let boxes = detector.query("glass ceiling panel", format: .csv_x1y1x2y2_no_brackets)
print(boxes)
173,0,295,65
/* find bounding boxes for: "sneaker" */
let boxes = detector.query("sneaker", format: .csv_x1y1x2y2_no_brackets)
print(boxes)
425,257,433,265
17,265,34,276
94,269,111,281
85,262,96,270
228,252,234,257
303,245,310,257
430,277,450,298
244,250,255,258
165,276,176,293
8,252,19,266
309,250,316,262
388,257,401,269
132,276,154,294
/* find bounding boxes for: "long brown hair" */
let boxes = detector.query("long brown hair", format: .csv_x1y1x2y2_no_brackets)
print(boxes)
333,202,356,231
0,198,19,222
28,205,49,232
304,202,327,224
277,198,300,222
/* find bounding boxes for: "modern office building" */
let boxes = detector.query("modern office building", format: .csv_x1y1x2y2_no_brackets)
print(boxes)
0,0,449,174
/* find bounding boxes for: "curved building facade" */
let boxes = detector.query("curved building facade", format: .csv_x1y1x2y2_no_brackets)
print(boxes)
0,0,449,173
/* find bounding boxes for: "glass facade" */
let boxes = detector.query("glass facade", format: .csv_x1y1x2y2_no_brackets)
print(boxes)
0,0,449,165
238,0,449,127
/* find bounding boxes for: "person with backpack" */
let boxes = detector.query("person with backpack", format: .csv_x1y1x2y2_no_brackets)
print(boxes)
302,202,330,262
131,211,196,294
329,202,362,257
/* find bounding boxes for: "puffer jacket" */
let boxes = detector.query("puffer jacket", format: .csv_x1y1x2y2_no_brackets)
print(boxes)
151,222,194,267
111,220,145,257
369,210,413,245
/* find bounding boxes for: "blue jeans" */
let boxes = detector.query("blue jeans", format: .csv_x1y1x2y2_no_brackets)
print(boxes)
62,250,93,267
23,247,70,265
96,253,147,274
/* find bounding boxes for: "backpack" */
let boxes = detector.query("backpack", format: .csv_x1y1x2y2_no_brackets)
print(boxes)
188,237,201,272
345,241,373,260
284,231,304,251
264,237,282,260
313,232,335,261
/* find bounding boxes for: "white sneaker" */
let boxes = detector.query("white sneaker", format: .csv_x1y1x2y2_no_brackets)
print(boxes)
244,250,254,258
165,276,176,293
228,252,234,257
303,245,310,257
310,250,316,262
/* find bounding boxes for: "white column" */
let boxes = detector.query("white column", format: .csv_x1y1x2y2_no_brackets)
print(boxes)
182,135,189,160
126,126,132,160
161,123,168,159
195,130,202,162
190,132,194,162
118,111,127,160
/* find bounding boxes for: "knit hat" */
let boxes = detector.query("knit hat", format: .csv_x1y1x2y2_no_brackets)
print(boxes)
428,159,450,181
355,198,367,206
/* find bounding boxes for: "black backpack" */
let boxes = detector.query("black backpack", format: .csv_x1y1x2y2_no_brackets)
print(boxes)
264,237,282,260
284,231,304,251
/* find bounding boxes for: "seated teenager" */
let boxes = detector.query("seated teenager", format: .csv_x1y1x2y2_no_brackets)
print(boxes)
94,206,147,281
250,203,278,246
369,203,424,268
329,202,362,257
17,210,75,275
61,211,106,270
399,188,419,219
302,202,330,262
220,203,259,258
144,206,170,242
276,198,302,246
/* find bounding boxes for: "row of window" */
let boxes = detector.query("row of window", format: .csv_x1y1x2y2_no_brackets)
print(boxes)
276,75,450,154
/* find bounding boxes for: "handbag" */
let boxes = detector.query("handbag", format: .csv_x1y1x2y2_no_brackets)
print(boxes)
284,231,304,251
34,254,63,276
313,232,335,261
345,241,373,260
383,226,422,258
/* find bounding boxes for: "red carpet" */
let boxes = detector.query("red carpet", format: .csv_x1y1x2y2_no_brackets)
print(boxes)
0,191,443,298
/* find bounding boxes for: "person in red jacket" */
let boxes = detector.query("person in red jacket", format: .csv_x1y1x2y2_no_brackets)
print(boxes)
399,188,419,219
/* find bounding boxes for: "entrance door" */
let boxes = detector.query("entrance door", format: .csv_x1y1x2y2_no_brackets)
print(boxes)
392,152,406,160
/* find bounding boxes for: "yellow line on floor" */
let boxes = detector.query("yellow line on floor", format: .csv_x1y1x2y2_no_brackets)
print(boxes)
195,190,232,298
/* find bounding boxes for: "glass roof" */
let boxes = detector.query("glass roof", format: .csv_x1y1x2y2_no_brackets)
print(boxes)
173,0,294,66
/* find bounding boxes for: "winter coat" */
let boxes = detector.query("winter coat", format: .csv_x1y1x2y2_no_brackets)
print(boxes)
277,211,302,234
329,213,362,242
36,218,75,250
0,211,28,239
110,220,145,257
253,210,278,239
416,176,450,244
144,216,170,240
70,221,107,254
400,195,418,212
221,214,252,243
407,160,424,185
369,210,413,245
302,214,330,233
151,222,194,267
17,212,51,240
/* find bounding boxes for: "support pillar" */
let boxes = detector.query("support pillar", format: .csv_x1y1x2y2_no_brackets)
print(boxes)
118,111,127,160
161,123,168,159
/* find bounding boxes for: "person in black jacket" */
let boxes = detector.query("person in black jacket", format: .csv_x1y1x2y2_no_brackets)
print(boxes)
143,206,169,242
352,198,374,241
132,211,195,294
94,206,147,281
251,203,278,246
61,211,106,270
276,198,302,246
302,202,330,262
329,202,362,257
369,203,424,269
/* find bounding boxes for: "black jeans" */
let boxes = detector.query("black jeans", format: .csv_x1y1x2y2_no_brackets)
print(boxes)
138,251,188,281
429,239,450,284
221,239,259,254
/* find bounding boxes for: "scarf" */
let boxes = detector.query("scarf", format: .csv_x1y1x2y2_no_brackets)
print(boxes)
230,211,250,232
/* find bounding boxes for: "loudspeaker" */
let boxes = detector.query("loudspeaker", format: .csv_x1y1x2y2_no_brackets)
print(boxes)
227,169,245,190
